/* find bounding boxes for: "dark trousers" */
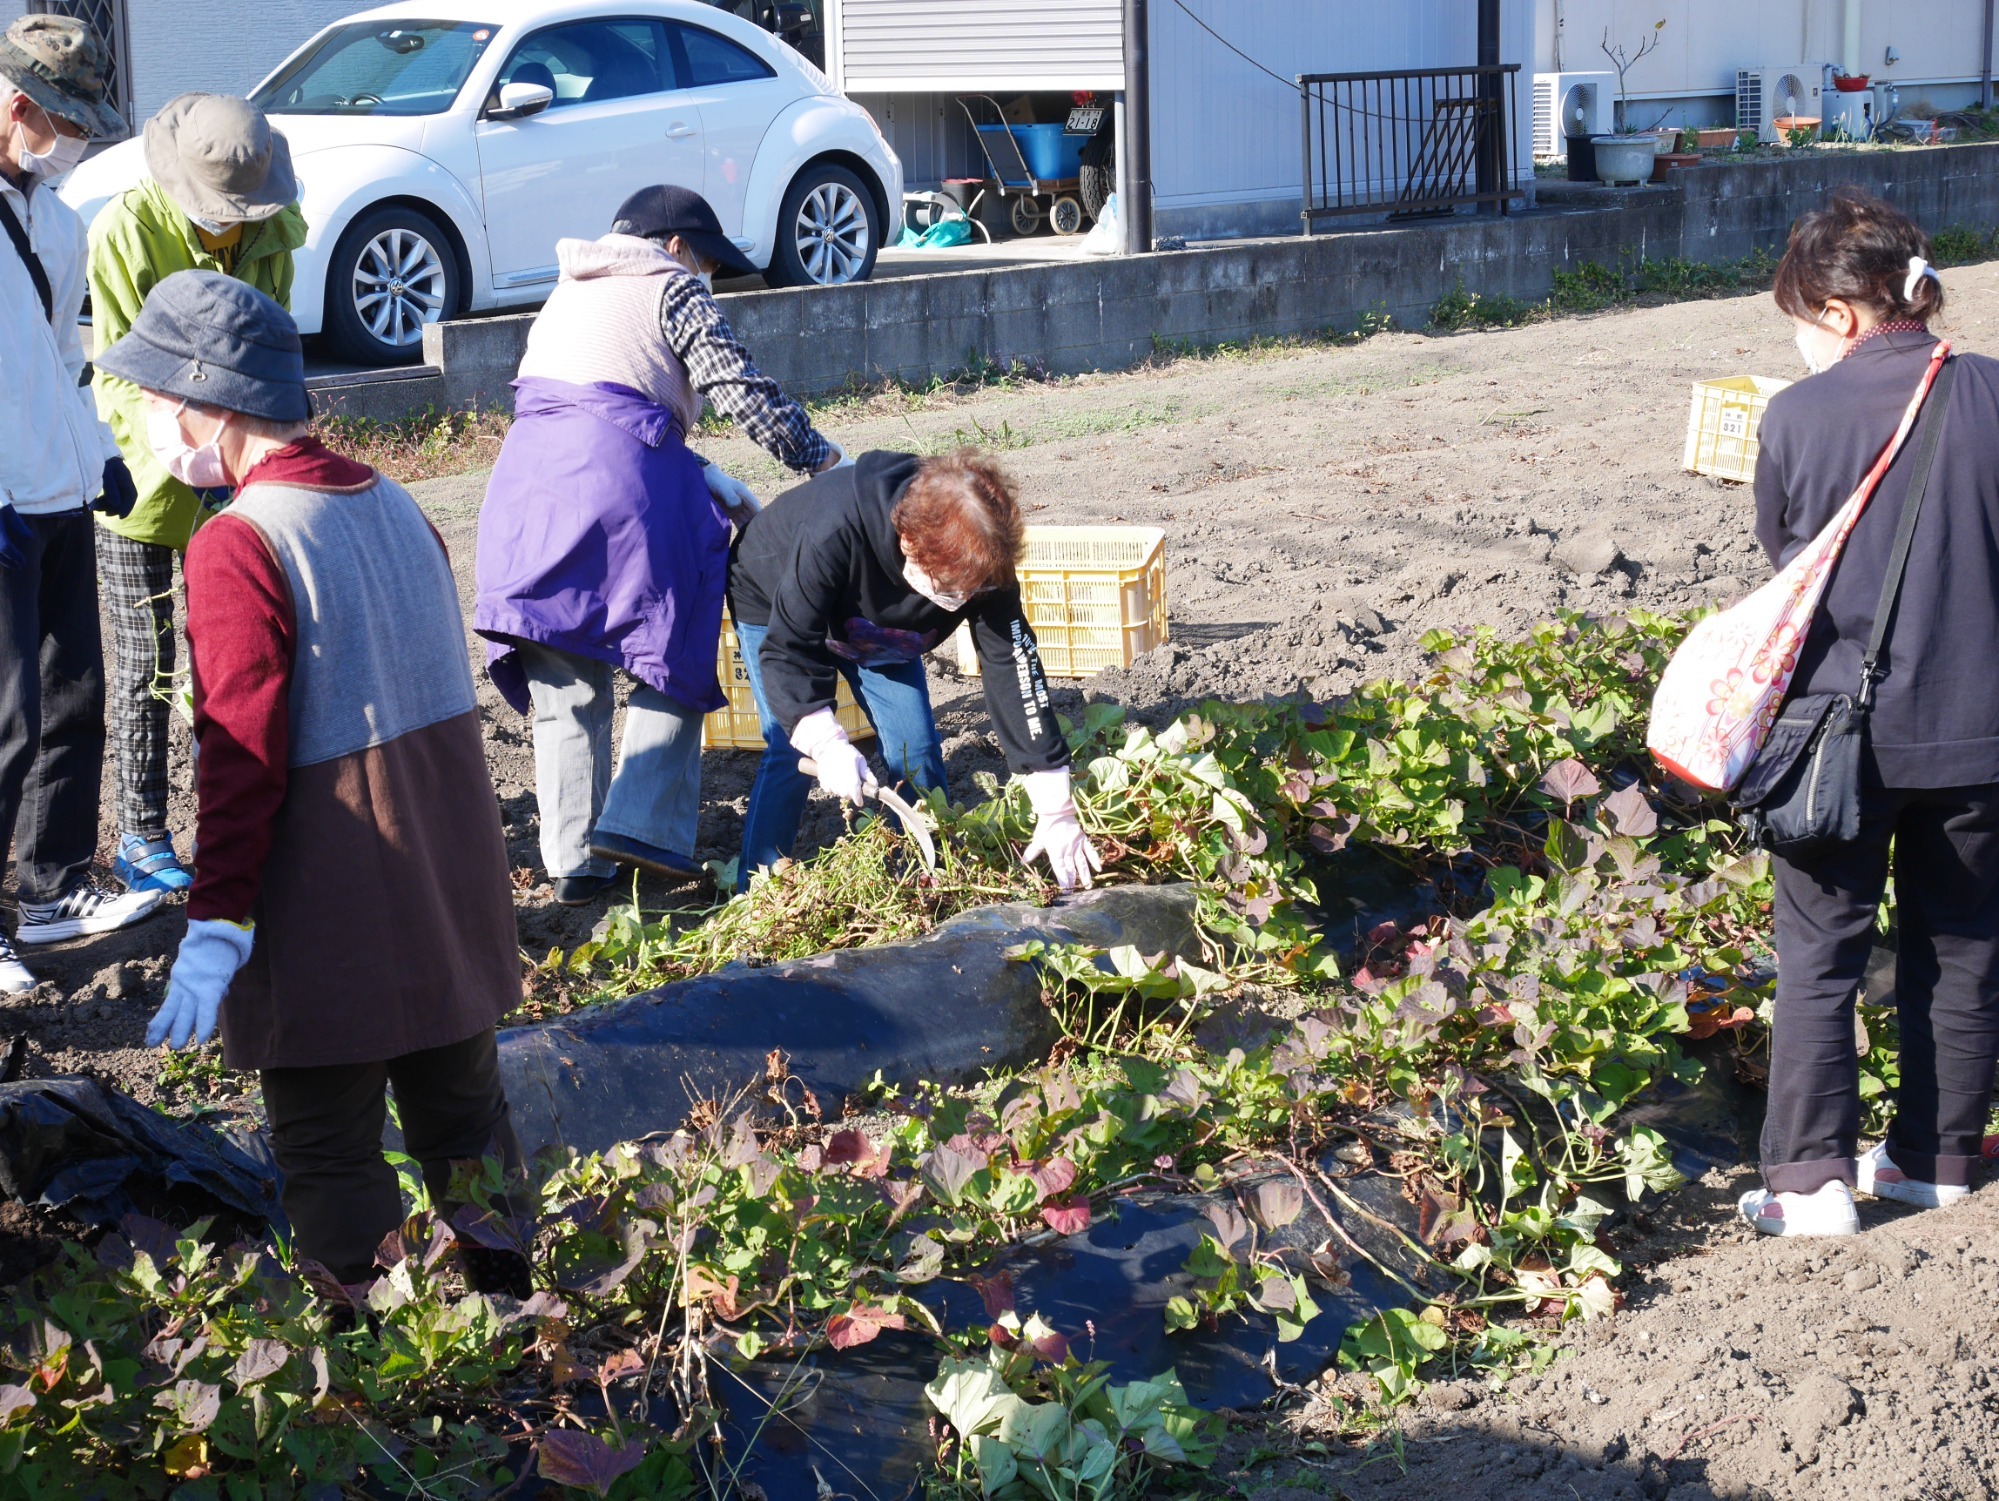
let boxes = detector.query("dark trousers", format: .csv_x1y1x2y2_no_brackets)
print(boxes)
260,1028,523,1284
0,509,106,904
1764,783,1999,1193
97,529,178,839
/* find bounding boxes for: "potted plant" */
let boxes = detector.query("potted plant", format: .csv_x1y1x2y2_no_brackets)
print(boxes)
1593,20,1667,184
1600,20,1667,135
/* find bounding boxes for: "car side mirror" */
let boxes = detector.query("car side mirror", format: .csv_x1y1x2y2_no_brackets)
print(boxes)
488,81,554,121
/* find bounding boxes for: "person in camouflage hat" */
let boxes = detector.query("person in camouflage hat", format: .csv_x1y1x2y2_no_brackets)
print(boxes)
0,14,125,140
0,13,156,997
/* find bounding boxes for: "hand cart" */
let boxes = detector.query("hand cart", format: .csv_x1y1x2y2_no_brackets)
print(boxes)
951,94,1091,238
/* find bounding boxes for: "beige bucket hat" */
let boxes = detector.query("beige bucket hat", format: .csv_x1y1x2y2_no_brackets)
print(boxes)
145,92,297,224
0,14,125,138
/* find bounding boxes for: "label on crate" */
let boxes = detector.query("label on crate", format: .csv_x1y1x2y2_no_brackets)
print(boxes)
1717,407,1751,439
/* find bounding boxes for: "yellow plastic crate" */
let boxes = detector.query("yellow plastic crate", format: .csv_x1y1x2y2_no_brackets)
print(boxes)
702,622,874,750
1683,375,1793,483
956,524,1169,679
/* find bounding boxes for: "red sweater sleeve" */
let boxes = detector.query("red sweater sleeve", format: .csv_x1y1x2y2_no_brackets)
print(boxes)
184,515,296,924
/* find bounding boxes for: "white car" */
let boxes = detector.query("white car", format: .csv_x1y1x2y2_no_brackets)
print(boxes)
63,0,900,364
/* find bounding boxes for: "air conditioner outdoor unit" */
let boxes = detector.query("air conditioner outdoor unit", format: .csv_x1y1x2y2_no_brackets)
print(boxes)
1737,65,1827,143
1531,70,1614,157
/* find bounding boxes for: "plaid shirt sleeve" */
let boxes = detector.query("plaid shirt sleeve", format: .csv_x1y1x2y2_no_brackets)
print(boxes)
659,276,830,475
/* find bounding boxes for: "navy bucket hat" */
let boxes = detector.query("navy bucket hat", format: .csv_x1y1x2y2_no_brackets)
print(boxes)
96,270,310,423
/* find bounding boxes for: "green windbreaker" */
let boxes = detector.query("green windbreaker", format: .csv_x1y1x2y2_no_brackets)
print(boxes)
88,177,307,549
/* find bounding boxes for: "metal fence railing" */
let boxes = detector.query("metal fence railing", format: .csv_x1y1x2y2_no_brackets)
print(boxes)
1298,63,1523,231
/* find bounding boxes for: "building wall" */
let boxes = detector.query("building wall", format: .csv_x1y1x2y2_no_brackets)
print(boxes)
843,0,1534,243
1537,0,1991,126
125,0,370,123
0,0,375,128
1148,0,1533,239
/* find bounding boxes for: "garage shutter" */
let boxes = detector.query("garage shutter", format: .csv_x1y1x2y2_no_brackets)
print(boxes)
836,0,1124,93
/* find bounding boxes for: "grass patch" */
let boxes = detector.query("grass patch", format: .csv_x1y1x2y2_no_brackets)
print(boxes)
315,405,512,485
1429,281,1533,331
1929,224,1999,268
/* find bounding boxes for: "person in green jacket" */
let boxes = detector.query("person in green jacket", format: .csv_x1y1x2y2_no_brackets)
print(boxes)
90,92,304,892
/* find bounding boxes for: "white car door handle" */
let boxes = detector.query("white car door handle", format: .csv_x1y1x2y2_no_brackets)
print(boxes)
665,121,695,138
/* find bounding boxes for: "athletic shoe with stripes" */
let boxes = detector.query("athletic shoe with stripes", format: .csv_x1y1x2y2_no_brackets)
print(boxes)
0,929,34,995
15,881,161,946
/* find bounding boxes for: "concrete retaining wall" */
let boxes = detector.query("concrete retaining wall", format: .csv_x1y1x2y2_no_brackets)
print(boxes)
310,141,1999,423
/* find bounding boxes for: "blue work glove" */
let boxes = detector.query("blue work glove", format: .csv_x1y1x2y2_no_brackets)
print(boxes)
92,456,138,519
146,918,255,1050
0,503,27,571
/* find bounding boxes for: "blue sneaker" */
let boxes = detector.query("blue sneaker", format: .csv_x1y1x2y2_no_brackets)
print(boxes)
114,833,193,894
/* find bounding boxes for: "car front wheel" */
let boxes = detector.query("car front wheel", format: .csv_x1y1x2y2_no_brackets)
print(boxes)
322,205,461,365
765,164,879,288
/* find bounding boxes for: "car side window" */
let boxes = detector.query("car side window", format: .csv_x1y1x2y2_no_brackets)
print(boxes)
493,19,676,110
670,22,776,87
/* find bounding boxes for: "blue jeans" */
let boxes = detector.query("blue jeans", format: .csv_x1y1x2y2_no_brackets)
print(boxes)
734,620,946,891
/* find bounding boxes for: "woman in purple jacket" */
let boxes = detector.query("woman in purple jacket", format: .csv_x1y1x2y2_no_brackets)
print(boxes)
1737,189,1999,1237
475,186,844,904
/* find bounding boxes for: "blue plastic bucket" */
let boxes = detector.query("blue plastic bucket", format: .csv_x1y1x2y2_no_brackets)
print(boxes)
975,122,1084,184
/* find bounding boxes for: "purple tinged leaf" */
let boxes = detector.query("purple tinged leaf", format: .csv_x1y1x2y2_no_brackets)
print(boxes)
0,1385,33,1422
120,1214,177,1270
1537,759,1600,805
1040,1197,1091,1235
155,1379,221,1434
1202,1202,1250,1251
1022,1157,1078,1202
1248,1180,1304,1232
231,1339,288,1388
1602,783,1659,837
920,1143,982,1205
538,1430,647,1496
969,1272,1016,1320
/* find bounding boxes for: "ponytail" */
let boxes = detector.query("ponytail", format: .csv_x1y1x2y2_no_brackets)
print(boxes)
1773,187,1945,326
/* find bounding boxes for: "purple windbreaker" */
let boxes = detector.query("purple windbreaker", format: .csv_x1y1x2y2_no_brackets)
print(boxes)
474,377,730,716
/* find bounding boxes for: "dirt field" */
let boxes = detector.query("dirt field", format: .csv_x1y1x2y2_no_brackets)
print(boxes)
8,260,1999,1499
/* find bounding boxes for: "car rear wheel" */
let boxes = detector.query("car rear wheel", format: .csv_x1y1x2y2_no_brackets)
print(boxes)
765,164,879,287
323,205,461,365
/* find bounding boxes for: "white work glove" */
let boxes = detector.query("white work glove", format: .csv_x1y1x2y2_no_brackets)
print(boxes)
819,440,855,473
1019,769,1103,892
792,708,875,806
146,918,255,1050
700,459,761,513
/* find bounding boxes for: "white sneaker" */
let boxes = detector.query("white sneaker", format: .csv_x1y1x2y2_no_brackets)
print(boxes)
0,930,33,994
1855,1140,1970,1209
15,881,161,946
1738,1179,1860,1237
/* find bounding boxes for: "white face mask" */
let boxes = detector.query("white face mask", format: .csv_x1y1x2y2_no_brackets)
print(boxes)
1794,307,1841,374
697,269,714,293
904,557,971,613
147,401,230,489
188,213,233,237
16,104,85,178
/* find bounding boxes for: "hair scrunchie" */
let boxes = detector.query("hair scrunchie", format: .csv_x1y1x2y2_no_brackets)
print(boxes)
1904,255,1943,301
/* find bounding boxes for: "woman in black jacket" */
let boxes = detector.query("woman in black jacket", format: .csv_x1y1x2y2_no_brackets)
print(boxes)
727,448,1101,893
1739,189,1999,1237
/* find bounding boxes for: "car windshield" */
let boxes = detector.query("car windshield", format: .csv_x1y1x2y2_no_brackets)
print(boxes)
252,20,497,116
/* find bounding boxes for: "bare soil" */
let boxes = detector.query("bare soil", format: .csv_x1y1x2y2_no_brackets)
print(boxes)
8,260,1999,1498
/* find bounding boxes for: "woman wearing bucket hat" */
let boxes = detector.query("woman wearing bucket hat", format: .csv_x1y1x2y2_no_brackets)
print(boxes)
100,270,530,1294
475,183,851,904
89,93,306,896
0,14,162,996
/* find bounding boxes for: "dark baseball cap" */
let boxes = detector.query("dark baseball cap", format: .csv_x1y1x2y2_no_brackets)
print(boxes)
609,183,756,277
97,270,309,424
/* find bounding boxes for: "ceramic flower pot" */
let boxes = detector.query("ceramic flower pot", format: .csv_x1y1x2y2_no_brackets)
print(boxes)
1591,135,1656,187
